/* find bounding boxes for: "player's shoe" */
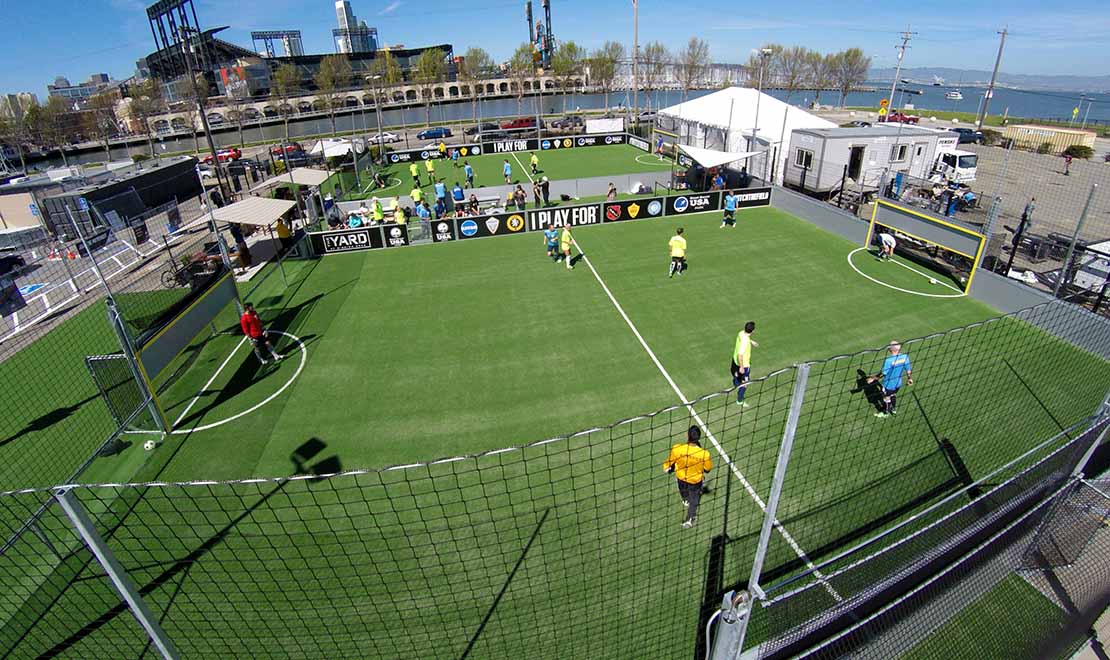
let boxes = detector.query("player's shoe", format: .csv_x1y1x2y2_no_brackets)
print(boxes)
682,500,688,507
737,401,749,408
273,354,284,360
682,520,694,529
259,358,271,365
874,412,889,418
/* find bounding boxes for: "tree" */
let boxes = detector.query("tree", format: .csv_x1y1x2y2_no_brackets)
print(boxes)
551,41,585,113
458,47,494,121
806,51,837,106
270,63,300,141
676,37,710,100
0,113,29,172
128,79,165,158
640,42,669,111
315,54,353,135
589,41,624,112
508,44,534,115
226,92,249,148
744,45,780,89
82,92,119,162
23,96,75,167
833,48,871,108
773,46,808,101
413,48,446,126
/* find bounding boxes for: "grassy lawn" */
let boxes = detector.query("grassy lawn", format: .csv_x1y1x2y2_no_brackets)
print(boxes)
0,204,1106,658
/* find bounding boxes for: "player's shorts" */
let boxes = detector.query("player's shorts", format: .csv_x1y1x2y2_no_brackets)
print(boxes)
546,242,558,252
561,243,572,252
881,385,901,397
249,332,268,347
723,209,735,220
671,256,686,264
730,361,749,381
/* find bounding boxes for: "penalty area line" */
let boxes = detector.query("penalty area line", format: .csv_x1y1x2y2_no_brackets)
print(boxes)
572,236,842,602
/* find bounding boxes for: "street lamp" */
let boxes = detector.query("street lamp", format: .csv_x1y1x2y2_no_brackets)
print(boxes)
366,75,387,166
751,48,773,182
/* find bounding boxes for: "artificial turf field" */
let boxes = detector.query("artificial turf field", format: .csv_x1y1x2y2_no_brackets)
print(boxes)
1,202,1108,659
328,142,673,201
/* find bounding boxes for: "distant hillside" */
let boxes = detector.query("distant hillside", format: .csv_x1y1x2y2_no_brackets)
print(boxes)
869,67,1110,92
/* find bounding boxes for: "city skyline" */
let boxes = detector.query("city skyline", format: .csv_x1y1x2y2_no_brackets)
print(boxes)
0,0,1108,95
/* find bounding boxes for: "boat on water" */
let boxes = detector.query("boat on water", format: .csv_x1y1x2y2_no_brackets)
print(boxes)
945,90,963,101
932,76,944,86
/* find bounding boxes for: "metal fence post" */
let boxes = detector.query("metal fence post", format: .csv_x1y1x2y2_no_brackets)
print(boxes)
1070,388,1110,479
1053,184,1098,298
730,362,810,655
53,488,181,660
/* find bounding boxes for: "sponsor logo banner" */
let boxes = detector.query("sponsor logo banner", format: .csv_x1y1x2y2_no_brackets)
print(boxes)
457,211,528,239
431,220,456,243
666,192,721,215
629,136,650,152
490,138,539,154
527,203,602,231
388,144,482,163
540,137,576,150
382,223,410,247
677,153,693,168
574,134,626,148
603,197,664,223
732,186,773,209
310,227,384,253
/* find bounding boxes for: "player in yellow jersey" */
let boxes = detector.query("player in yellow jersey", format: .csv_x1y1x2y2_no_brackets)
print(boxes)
663,425,713,528
560,225,579,270
668,227,687,278
731,321,758,407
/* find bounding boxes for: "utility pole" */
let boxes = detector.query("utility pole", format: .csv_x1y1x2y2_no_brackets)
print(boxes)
977,28,1007,130
632,0,639,123
885,28,915,121
180,26,231,203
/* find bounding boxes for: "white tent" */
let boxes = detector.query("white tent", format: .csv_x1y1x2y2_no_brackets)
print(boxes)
677,144,760,170
657,87,835,185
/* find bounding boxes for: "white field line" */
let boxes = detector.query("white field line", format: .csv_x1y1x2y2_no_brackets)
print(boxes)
888,256,965,293
511,152,535,184
172,336,249,428
572,236,842,602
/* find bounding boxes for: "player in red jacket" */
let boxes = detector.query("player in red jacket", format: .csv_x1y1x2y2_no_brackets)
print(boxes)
240,303,283,364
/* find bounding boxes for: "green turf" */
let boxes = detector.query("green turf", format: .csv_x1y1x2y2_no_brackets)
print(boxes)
900,575,1067,660
0,202,1106,658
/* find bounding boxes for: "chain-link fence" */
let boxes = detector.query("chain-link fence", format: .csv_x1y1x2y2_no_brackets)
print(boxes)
0,295,1105,659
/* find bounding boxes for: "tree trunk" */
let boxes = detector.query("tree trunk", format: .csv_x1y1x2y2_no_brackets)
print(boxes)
814,89,822,106
283,116,290,141
16,145,26,172
192,128,200,154
604,90,609,113
237,121,244,148
148,133,155,158
102,138,110,162
330,109,337,136
58,146,69,167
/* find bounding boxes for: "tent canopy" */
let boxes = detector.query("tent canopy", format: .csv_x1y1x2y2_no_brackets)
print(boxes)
249,168,331,193
211,196,296,227
310,138,356,158
658,87,835,146
678,144,761,169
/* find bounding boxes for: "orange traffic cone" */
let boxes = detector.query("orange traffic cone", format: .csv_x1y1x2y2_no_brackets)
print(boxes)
67,249,77,260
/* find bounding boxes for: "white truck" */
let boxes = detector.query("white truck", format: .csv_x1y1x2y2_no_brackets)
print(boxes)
932,134,979,184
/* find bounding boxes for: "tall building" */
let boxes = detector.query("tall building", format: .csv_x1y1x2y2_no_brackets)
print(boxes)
47,74,115,103
333,1,376,53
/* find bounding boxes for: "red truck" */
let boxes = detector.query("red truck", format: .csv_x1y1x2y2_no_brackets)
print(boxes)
883,111,920,125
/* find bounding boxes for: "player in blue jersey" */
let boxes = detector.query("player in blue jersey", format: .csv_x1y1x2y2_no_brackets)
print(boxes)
721,190,739,228
867,342,913,418
543,227,560,261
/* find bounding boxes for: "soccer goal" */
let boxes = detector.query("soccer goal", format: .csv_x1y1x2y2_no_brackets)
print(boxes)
866,199,987,293
85,353,160,432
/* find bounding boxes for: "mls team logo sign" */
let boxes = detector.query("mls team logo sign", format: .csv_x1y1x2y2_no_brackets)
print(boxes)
460,219,478,237
542,140,552,150
485,216,500,234
647,200,663,216
606,205,622,221
602,198,660,223
506,215,525,232
390,154,400,163
673,197,690,213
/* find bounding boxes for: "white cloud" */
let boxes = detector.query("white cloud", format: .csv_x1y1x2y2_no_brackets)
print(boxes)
379,1,403,15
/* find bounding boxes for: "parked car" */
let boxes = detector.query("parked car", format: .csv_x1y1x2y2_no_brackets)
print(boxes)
464,122,500,136
368,132,401,143
478,131,513,143
842,120,872,128
416,127,452,140
201,147,242,164
500,117,542,130
949,127,984,144
550,115,584,129
0,251,26,278
638,111,657,122
883,112,920,125
270,142,304,157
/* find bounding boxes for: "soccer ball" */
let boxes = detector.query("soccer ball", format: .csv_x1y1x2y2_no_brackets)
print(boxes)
143,440,157,451
929,278,938,285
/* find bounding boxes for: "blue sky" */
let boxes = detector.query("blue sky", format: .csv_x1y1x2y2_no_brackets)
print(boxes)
1,0,1108,95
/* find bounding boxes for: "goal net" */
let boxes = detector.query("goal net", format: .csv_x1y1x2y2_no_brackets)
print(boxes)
867,200,987,293
85,353,158,432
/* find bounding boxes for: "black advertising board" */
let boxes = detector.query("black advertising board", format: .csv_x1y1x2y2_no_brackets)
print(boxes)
381,223,410,248
309,227,384,254
628,135,650,152
602,197,665,223
538,136,576,151
730,187,773,209
487,138,539,154
665,192,722,216
573,134,626,148
456,211,529,239
386,143,485,164
431,219,457,243
527,203,603,231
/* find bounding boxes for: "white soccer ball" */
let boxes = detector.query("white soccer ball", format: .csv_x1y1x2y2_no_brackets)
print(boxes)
929,278,938,285
144,440,157,451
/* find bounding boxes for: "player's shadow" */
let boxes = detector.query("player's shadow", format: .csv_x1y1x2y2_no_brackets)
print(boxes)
569,254,585,268
0,393,100,448
39,439,342,658
849,368,885,412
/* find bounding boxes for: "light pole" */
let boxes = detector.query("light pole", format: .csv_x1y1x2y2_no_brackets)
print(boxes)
751,48,772,182
180,26,231,203
366,75,386,167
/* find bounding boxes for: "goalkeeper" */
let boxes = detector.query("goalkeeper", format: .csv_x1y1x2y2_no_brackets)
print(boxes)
663,425,713,528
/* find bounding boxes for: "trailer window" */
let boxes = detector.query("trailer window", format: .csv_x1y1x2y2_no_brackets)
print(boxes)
890,144,908,162
795,148,814,169
958,154,978,169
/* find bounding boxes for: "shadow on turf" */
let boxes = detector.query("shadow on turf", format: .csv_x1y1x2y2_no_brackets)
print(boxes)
35,439,341,658
0,393,101,449
849,368,885,413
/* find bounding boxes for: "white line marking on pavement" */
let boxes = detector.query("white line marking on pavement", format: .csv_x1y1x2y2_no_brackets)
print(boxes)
573,236,842,601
